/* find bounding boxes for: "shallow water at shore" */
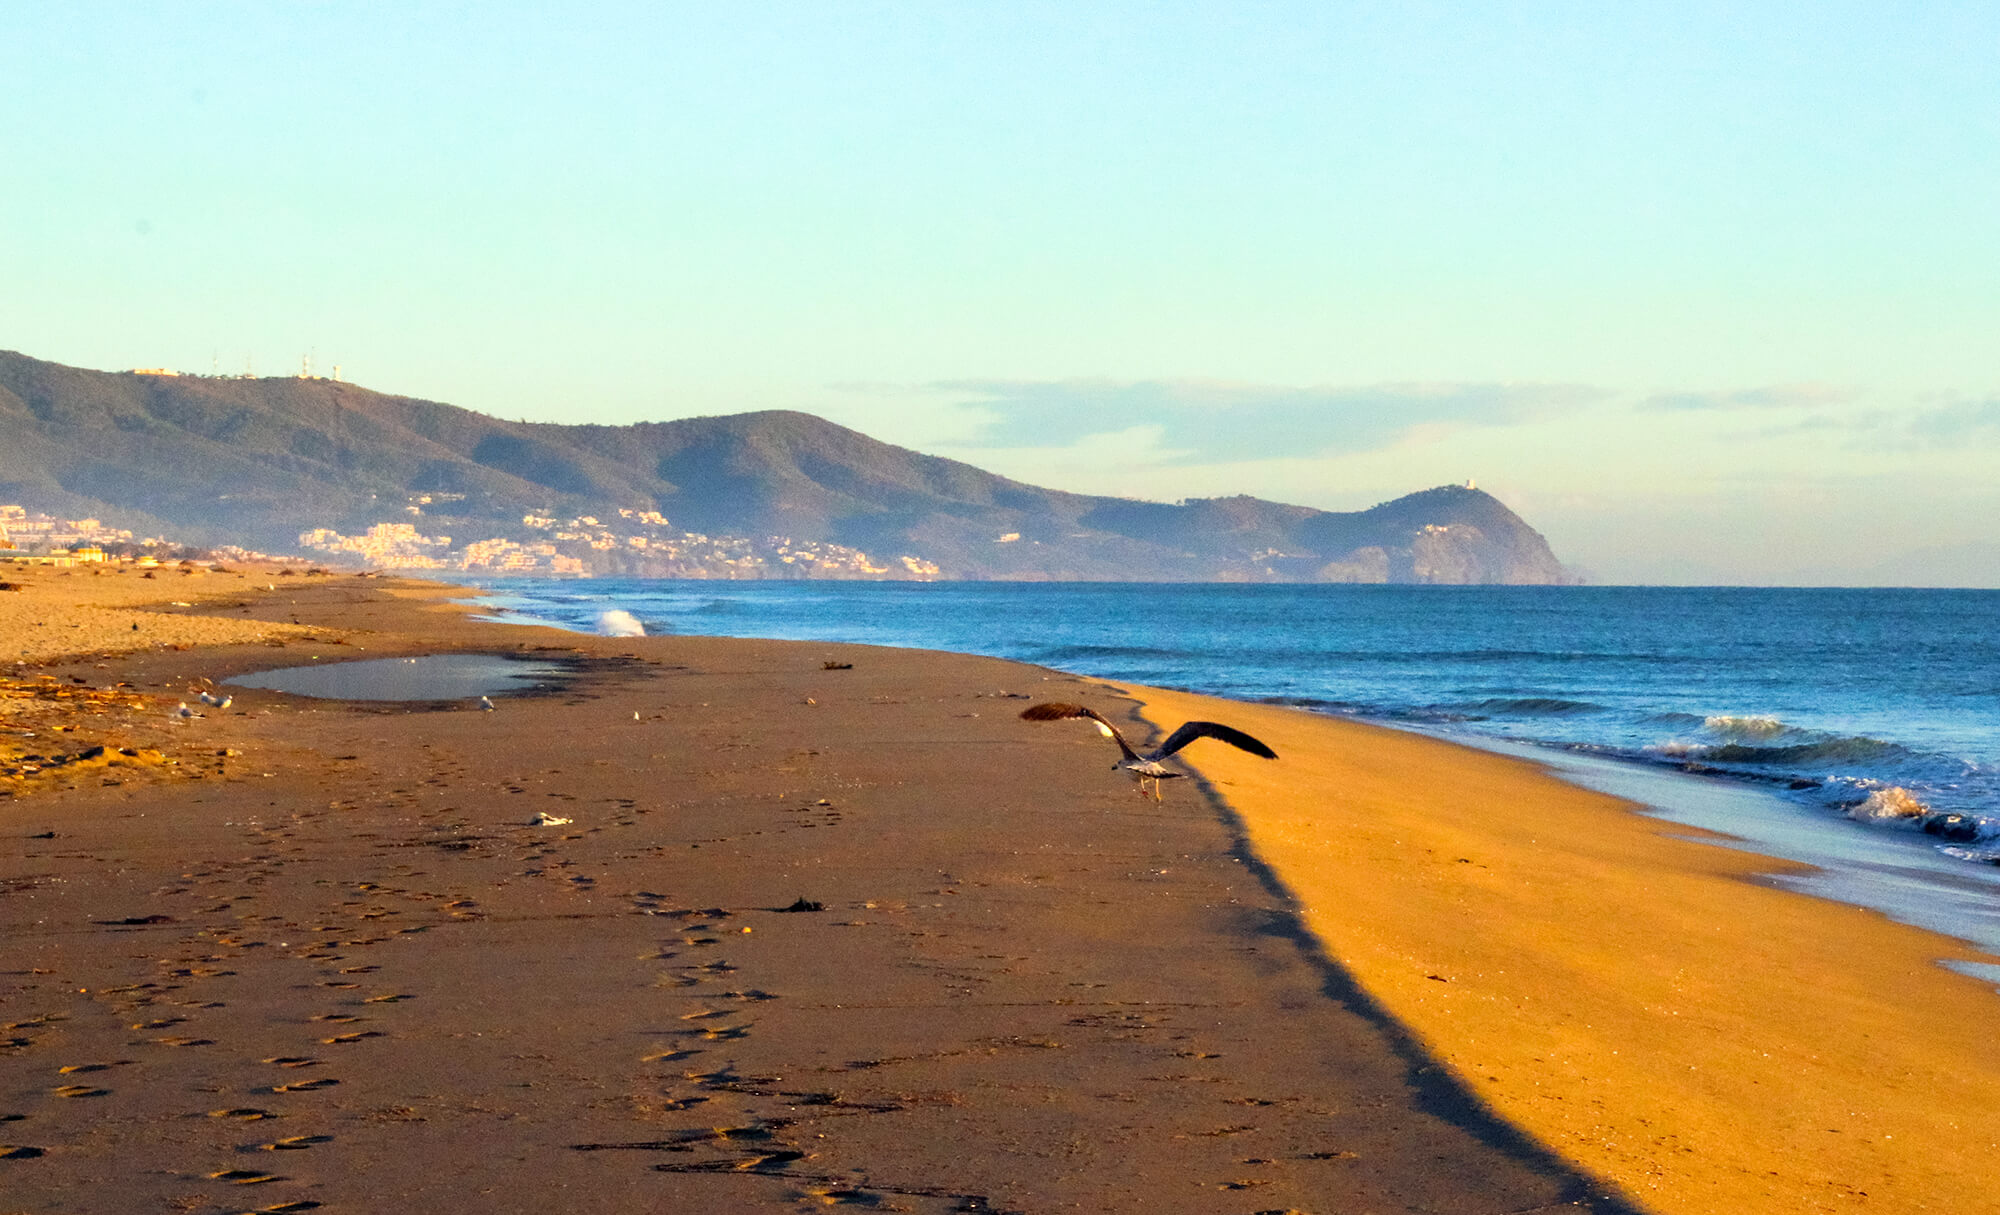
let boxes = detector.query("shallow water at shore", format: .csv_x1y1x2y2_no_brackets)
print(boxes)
226,652,566,701
1465,732,2000,963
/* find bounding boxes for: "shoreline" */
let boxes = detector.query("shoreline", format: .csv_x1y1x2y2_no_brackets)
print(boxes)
453,574,2000,920
3,567,1995,1211
1127,684,2000,1214
1455,729,2000,970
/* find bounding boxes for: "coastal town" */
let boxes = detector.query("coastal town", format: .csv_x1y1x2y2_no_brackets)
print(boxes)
294,500,942,578
0,501,942,580
0,504,278,568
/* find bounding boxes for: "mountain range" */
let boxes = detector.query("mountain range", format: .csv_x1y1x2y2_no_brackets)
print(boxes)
0,350,1573,583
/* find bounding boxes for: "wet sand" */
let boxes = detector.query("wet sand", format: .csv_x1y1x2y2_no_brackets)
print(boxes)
1,570,1636,1214
1130,687,2000,1215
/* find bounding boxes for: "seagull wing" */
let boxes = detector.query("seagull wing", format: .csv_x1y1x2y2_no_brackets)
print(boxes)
1019,702,1142,762
1146,721,1278,762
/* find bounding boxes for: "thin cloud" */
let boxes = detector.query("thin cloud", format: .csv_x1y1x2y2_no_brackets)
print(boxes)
1909,397,2000,445
1736,397,2000,449
932,378,1609,463
1642,383,1856,412
1746,409,1898,440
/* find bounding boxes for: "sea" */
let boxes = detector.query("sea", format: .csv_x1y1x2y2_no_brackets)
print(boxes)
449,578,2000,967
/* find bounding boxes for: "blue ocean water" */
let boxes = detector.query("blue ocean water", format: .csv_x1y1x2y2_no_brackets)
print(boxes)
453,578,2000,952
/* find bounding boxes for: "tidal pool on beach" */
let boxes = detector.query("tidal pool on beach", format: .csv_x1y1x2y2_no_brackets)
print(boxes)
225,653,568,701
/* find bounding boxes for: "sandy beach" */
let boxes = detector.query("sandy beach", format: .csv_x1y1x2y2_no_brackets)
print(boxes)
1131,688,2000,1214
1,567,1993,1213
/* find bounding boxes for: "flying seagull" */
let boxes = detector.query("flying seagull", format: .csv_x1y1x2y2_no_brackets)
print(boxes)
1020,702,1277,799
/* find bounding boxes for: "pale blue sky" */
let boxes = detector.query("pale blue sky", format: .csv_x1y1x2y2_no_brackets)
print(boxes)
5,3,1996,583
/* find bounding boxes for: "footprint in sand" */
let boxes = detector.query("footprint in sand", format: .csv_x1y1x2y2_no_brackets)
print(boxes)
209,1168,283,1184
56,1062,130,1075
269,1078,339,1093
51,1085,109,1098
651,1147,806,1175
694,1024,752,1043
252,1134,333,1152
210,1108,280,1120
262,1057,321,1069
319,1031,384,1045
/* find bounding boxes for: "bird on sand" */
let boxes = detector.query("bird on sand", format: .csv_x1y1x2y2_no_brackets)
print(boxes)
1020,702,1277,799
478,696,495,712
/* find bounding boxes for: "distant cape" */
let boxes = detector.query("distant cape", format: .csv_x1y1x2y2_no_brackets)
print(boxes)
0,349,1574,583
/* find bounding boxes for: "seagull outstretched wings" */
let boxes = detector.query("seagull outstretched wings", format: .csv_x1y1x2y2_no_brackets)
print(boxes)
1021,702,1276,798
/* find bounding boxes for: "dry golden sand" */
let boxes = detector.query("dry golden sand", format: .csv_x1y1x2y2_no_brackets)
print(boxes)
0,563,317,663
1130,686,2000,1215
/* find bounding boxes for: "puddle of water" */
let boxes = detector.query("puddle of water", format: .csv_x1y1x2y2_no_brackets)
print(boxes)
225,653,568,702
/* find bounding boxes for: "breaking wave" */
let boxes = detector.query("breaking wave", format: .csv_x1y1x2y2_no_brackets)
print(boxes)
595,609,647,637
1660,734,1924,769
1846,786,1930,822
1704,714,1791,740
1842,786,1995,843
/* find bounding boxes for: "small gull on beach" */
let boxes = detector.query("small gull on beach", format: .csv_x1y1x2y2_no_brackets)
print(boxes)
1021,702,1277,799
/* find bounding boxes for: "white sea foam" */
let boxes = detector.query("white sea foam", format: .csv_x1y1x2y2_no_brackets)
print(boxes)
1645,740,1703,758
1941,845,2000,865
1846,786,1929,823
1704,714,1788,739
595,609,646,637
